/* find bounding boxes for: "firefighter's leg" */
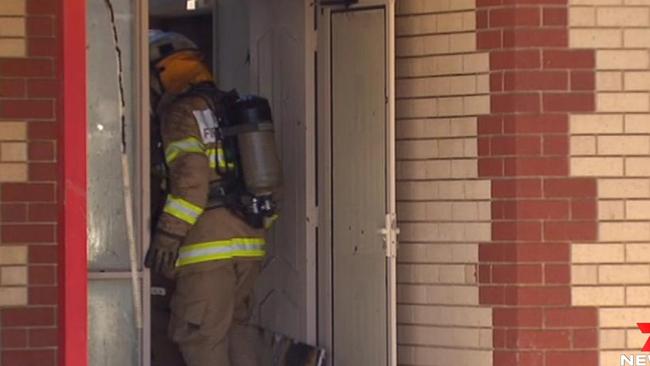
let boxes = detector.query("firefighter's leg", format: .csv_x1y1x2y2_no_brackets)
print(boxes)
169,263,236,366
229,259,262,366
151,273,186,366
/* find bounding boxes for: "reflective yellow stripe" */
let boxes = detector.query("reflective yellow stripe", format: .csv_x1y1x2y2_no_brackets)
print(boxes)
176,238,266,266
206,148,217,169
163,195,204,225
217,148,226,169
165,137,205,164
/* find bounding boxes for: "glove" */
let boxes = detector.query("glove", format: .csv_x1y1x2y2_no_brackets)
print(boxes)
145,230,183,274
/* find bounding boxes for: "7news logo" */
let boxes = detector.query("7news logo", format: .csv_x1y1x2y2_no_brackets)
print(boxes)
620,324,650,365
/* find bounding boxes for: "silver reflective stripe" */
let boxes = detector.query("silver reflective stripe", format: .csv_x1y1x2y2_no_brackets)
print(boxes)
164,196,203,225
177,242,265,261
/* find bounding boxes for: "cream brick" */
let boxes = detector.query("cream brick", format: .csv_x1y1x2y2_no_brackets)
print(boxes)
625,114,650,133
0,246,27,265
624,29,650,48
398,160,450,180
599,264,650,284
449,33,475,53
600,222,650,241
437,13,465,33
451,202,482,221
600,329,626,349
396,140,438,159
602,352,630,366
1,142,27,162
437,97,463,117
626,200,650,219
0,38,25,57
397,99,437,118
398,325,480,348
626,287,650,305
397,75,476,98
573,286,625,306
573,243,625,263
570,7,596,26
625,72,650,91
0,122,27,140
398,347,491,366
626,0,650,4
571,136,596,155
463,138,477,157
397,244,478,264
464,180,491,200
397,34,450,57
0,17,25,37
451,160,477,178
600,179,650,198
398,284,478,305
397,14,437,36
397,0,451,15
397,119,451,139
570,29,622,48
572,265,599,284
598,93,650,112
463,53,489,74
571,157,623,176
599,200,625,220
627,329,647,349
627,243,650,262
571,114,624,134
598,50,649,70
450,118,477,137
596,7,649,26
462,11,476,31
398,305,491,328
626,158,650,177
476,74,489,94
463,96,490,116
597,71,622,91
0,266,26,286
0,163,27,182
0,0,25,15
0,287,27,306
571,0,622,4
598,136,650,155
601,308,650,327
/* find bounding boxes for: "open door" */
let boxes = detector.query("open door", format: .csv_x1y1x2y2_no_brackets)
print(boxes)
317,1,397,365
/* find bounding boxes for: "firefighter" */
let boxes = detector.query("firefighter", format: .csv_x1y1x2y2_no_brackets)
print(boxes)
146,30,279,366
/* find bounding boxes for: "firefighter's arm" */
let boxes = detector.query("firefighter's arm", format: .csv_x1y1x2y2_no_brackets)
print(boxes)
145,100,210,272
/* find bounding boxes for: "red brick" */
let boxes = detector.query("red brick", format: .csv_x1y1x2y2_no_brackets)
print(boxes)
2,224,55,243
28,203,58,222
27,0,59,15
1,307,55,327
506,286,571,305
28,328,58,347
492,264,543,283
477,10,489,29
1,203,28,222
28,286,58,305
490,7,540,27
479,137,491,156
492,93,540,113
479,264,491,283
571,71,595,91
0,59,53,78
544,221,597,241
28,245,58,264
477,0,503,6
573,329,598,348
490,135,541,156
543,7,567,26
503,29,567,48
479,157,504,176
29,265,56,285
480,286,506,305
29,162,57,181
2,349,56,366
543,135,568,155
504,157,568,176
546,351,598,366
0,100,54,119
494,351,544,366
480,242,570,262
493,221,542,241
544,178,596,198
491,50,541,70
28,122,58,140
2,328,27,348
494,328,507,348
491,72,503,92
492,201,507,219
503,114,567,134
494,308,544,327
28,38,57,57
492,178,543,198
507,329,571,349
571,199,596,220
1,183,55,202
543,50,595,69
0,79,26,98
543,93,594,112
503,0,565,3
28,141,56,161
503,71,568,91
478,115,503,134
27,79,59,98
545,264,570,284
478,30,502,50
26,17,54,37
518,200,570,220
545,308,598,328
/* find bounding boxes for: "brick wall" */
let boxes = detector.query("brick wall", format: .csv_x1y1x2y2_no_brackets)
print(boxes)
395,1,493,364
568,0,650,364
0,0,60,365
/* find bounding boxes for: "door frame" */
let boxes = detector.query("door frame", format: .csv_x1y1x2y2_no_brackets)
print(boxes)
316,2,396,365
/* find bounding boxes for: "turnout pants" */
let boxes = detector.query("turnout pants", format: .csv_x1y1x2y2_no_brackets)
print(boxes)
169,259,261,366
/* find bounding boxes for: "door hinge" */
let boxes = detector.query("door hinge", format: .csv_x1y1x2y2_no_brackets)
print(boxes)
379,213,399,258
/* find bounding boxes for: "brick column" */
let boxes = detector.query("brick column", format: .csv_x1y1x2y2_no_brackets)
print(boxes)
0,0,60,365
476,1,599,365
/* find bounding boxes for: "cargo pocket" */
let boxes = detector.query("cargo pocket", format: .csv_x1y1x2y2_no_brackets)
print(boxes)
169,299,208,344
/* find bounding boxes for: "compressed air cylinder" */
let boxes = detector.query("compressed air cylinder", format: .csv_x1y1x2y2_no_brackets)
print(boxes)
231,96,282,196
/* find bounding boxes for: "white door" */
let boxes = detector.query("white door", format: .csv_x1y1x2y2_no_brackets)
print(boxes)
317,1,397,365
